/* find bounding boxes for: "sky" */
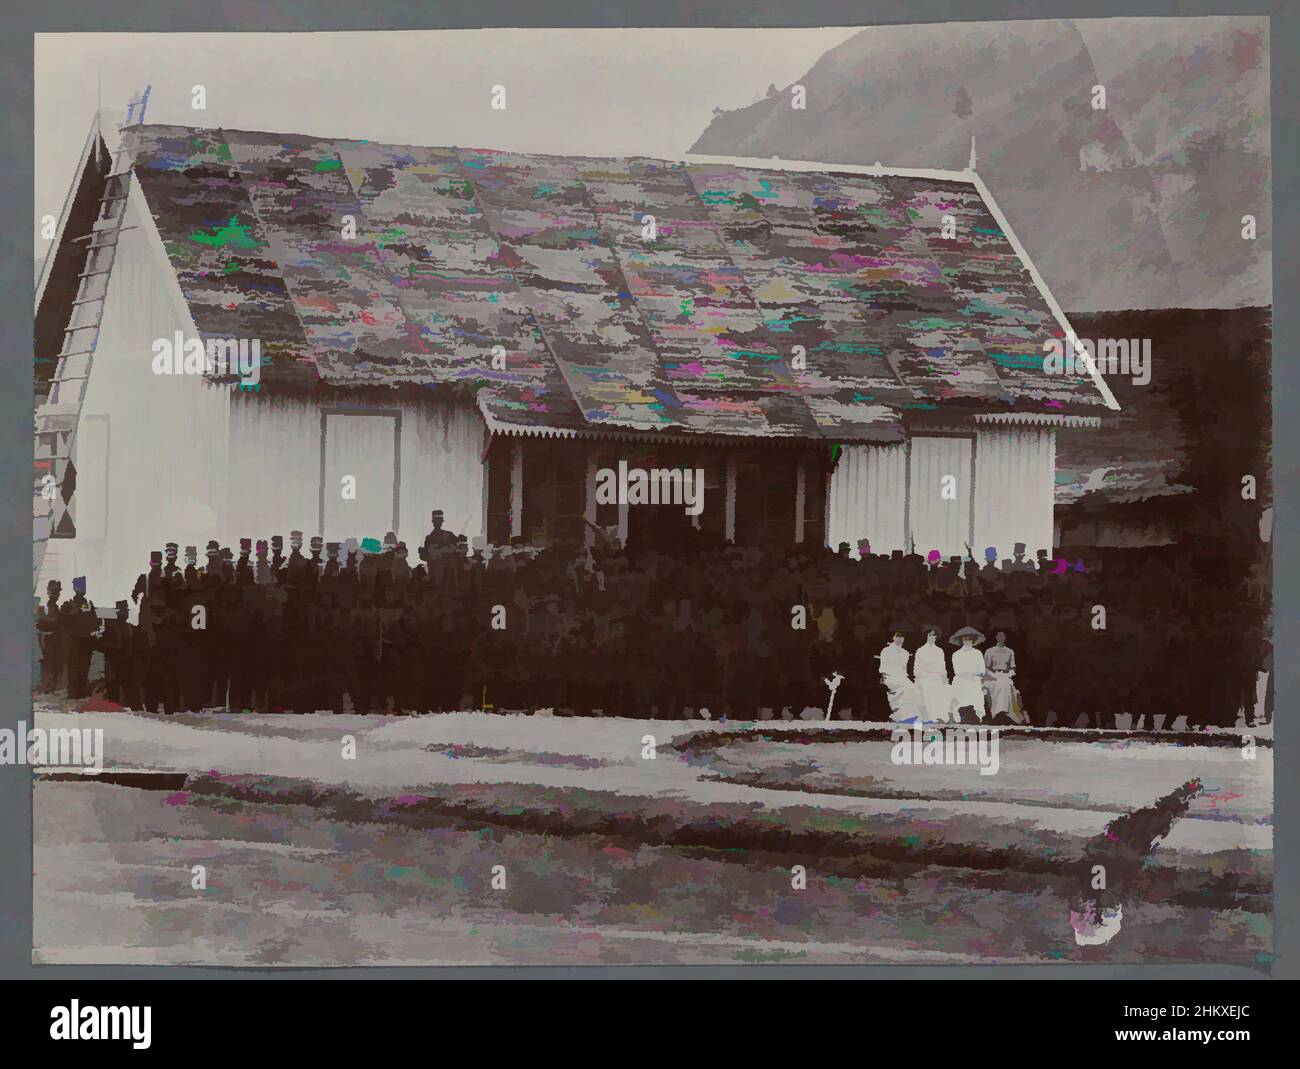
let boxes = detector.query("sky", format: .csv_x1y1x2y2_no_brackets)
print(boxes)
35,28,858,258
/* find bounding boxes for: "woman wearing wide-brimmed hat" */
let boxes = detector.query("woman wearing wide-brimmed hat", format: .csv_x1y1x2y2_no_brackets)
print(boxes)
949,626,987,723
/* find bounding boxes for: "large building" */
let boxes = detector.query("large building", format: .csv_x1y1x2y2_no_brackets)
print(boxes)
34,118,1116,601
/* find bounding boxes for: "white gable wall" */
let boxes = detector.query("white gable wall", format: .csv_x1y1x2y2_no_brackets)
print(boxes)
54,174,231,605
51,172,488,606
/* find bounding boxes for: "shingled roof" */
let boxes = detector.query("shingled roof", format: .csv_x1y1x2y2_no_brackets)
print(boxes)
121,124,1114,442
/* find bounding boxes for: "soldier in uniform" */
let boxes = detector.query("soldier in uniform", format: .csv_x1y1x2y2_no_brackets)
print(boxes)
183,545,200,583
286,530,309,583
390,542,413,585
979,546,1004,592
358,537,384,587
174,571,211,711
61,577,101,700
236,537,255,586
36,580,65,693
132,550,165,606
99,600,141,708
203,540,222,580
1001,542,1033,573
420,510,460,588
308,536,325,583
322,542,342,592
163,542,181,582
255,539,274,585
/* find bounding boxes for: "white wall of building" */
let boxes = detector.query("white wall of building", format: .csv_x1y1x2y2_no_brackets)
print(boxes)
226,392,486,554
828,427,1057,560
907,435,974,559
827,442,907,555
53,175,231,605
396,396,487,550
223,392,318,547
972,425,1056,560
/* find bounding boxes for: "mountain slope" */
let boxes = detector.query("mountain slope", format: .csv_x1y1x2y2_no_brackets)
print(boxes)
690,17,1270,312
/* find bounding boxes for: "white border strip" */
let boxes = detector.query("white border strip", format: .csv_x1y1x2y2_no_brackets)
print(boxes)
973,412,1102,428
684,152,975,184
969,172,1120,412
36,115,103,314
477,397,870,448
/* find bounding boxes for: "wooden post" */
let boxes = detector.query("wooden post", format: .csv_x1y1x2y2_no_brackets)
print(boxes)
794,458,806,544
510,437,523,539
584,451,598,548
725,453,737,544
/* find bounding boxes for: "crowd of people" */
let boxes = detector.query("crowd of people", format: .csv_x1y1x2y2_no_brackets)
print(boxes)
33,511,1268,727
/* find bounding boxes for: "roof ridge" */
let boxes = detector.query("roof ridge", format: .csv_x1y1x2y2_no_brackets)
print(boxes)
684,153,977,184
125,124,980,182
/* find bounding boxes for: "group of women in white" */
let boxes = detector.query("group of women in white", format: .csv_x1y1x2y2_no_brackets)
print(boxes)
877,626,1026,724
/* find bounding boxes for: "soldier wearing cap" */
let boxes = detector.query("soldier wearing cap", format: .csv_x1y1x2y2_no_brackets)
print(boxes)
99,599,140,708
236,537,255,586
391,541,412,584
175,566,211,710
163,543,181,582
61,576,100,699
132,550,164,605
356,536,382,586
36,580,65,693
322,542,342,587
342,538,360,587
286,530,308,582
254,539,273,585
421,509,459,588
1002,542,1033,573
944,555,967,596
979,546,1004,591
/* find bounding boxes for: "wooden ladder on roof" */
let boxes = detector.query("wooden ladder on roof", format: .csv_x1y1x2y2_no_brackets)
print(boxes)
33,89,149,594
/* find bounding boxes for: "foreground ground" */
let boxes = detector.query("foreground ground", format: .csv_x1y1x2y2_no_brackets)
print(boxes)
32,707,1272,966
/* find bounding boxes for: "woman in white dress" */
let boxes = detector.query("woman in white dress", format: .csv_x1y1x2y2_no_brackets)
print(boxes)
913,626,953,723
877,630,924,723
949,626,987,723
983,631,1024,722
